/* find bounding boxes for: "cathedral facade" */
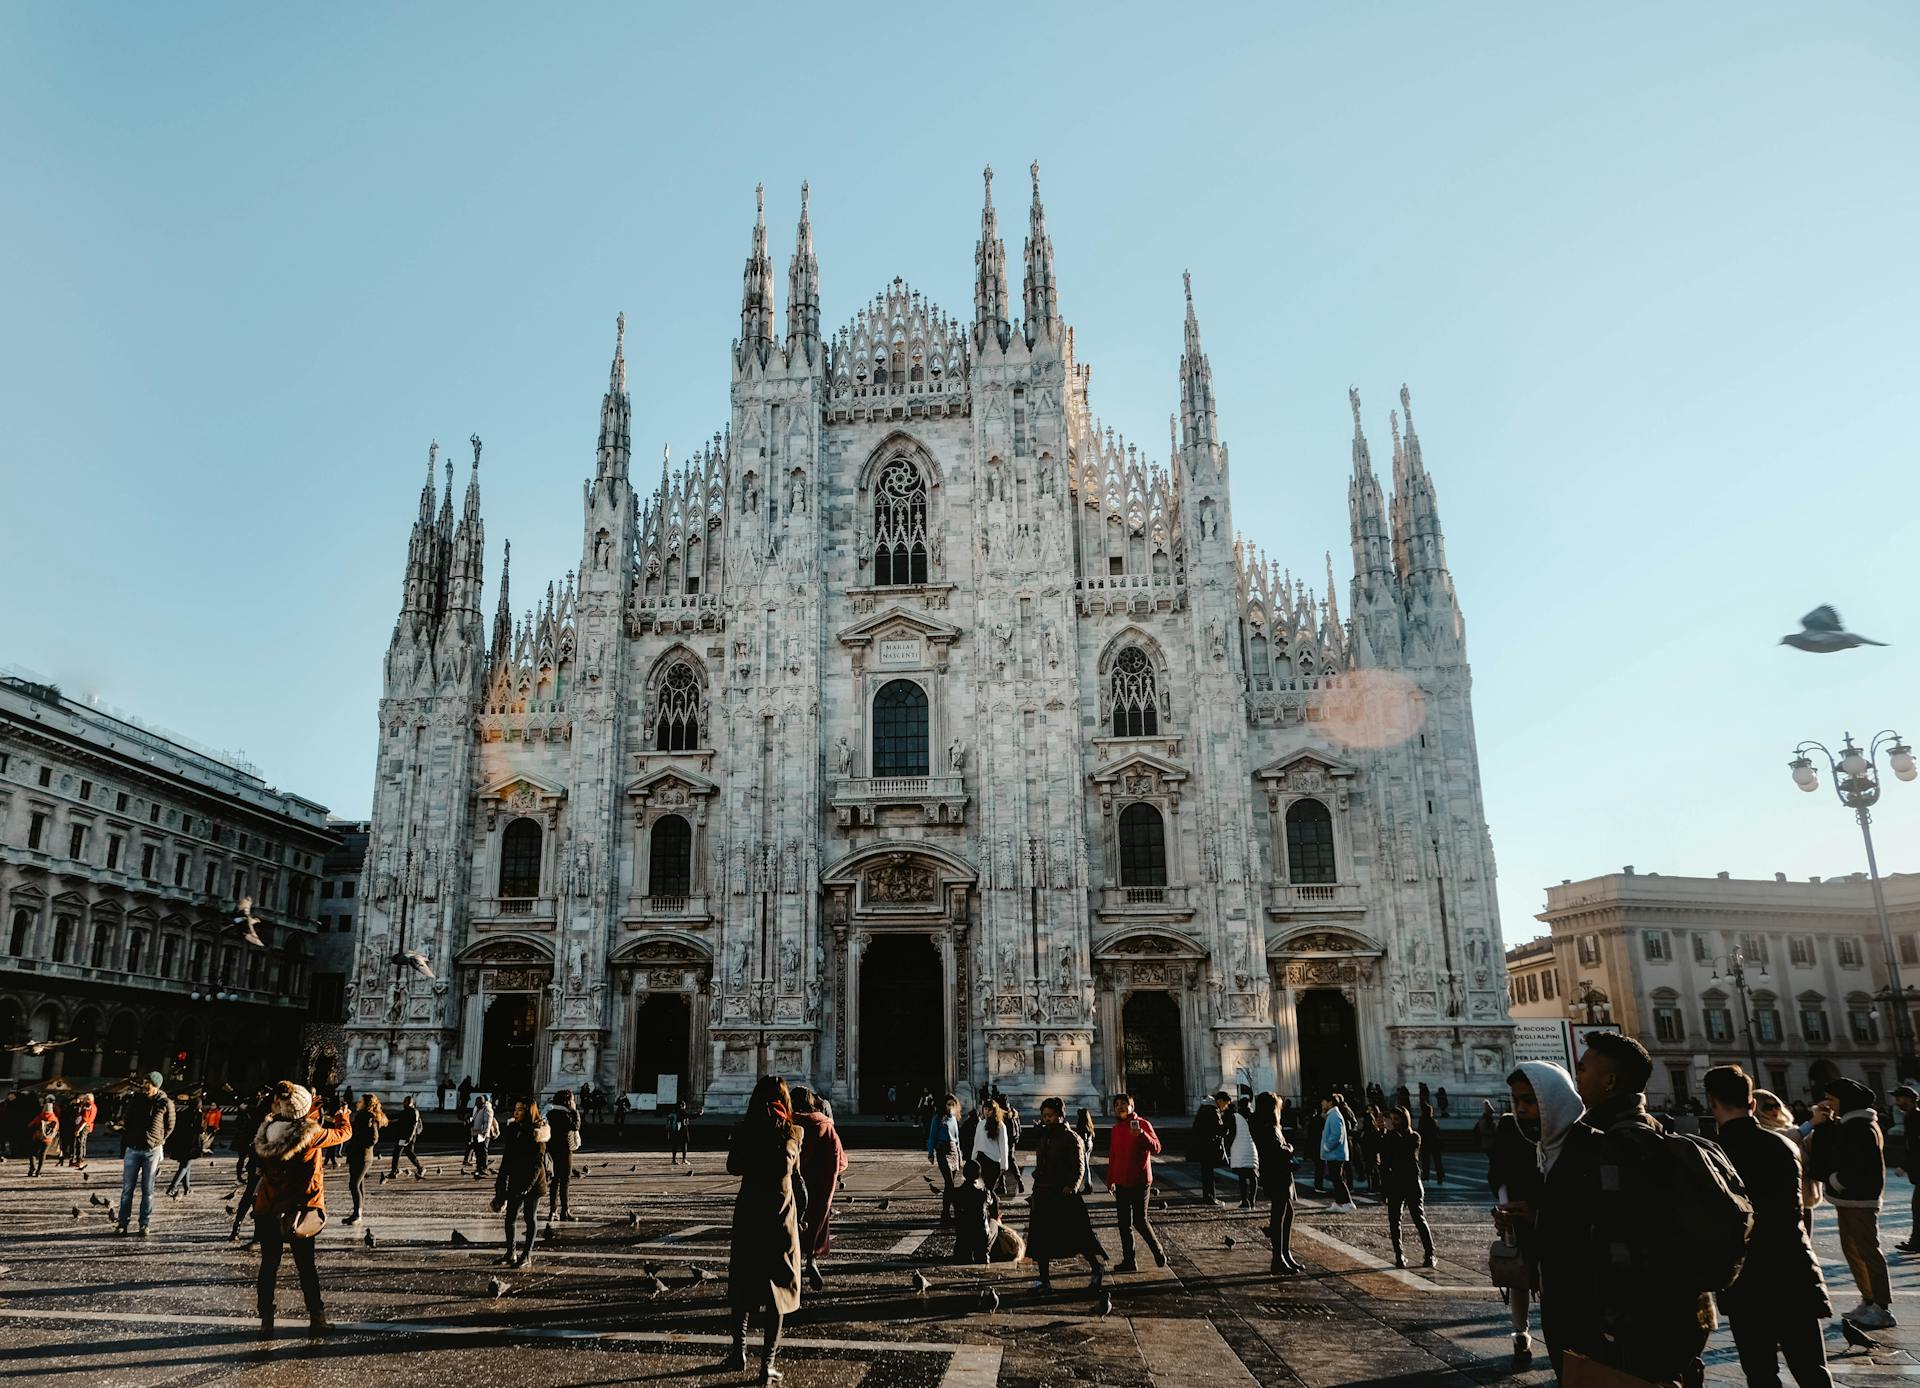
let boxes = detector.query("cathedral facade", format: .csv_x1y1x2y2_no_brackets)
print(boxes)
343,167,1514,1115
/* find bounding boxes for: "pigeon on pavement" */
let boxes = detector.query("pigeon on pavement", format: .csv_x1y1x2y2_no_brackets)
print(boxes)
89,1195,108,1207
979,1286,1000,1313
911,1270,932,1294
488,1277,509,1299
627,1211,641,1228
364,1229,376,1249
1781,606,1887,652
1223,1235,1236,1249
1841,1318,1881,1353
1095,1290,1113,1317
876,1198,890,1211
639,1272,666,1299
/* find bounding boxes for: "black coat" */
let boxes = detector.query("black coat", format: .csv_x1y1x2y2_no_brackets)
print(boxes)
1486,1114,1544,1206
1187,1105,1224,1165
1250,1123,1295,1203
1377,1128,1424,1193
1716,1116,1829,1320
493,1118,549,1199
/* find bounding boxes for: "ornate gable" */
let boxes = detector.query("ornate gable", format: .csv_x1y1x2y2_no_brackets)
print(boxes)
477,773,567,830
1090,749,1190,797
836,605,962,672
624,766,718,805
1253,748,1357,809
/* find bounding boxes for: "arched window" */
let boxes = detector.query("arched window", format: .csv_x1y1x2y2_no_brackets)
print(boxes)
1248,619,1271,686
1110,646,1159,737
127,928,146,974
872,457,929,585
1285,800,1337,884
50,914,74,963
498,817,543,898
1118,803,1169,887
649,815,693,897
7,908,30,956
872,679,930,777
654,660,701,750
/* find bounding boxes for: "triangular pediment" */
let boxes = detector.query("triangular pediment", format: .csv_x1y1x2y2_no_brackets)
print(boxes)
836,604,962,648
1090,749,1189,786
478,772,569,803
624,766,718,800
1252,747,1358,783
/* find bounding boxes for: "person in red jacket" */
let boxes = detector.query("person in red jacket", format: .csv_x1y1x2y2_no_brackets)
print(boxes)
1106,1093,1167,1272
66,1093,96,1170
251,1081,353,1337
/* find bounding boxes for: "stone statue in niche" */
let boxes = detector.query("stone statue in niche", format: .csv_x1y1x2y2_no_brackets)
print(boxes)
1000,941,1019,989
930,533,943,567
593,530,611,571
948,738,966,771
1040,621,1061,667
780,938,801,981
1055,944,1074,990
788,471,807,513
833,736,852,775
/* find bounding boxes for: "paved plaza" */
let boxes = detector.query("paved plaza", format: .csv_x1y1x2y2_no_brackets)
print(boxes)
2,1139,1917,1386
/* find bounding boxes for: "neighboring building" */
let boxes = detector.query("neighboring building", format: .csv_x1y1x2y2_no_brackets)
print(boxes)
1536,867,1920,1106
345,169,1513,1115
299,817,369,1092
1505,937,1564,1020
0,670,333,1093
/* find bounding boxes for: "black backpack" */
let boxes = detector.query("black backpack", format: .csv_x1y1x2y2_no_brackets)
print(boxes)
1607,1117,1754,1294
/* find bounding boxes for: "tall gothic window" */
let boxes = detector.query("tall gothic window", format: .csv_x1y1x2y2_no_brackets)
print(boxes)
7,909,29,956
872,679,930,777
1118,803,1169,887
1110,647,1159,737
654,661,701,750
1285,800,1337,884
498,817,543,898
649,815,692,897
872,457,928,585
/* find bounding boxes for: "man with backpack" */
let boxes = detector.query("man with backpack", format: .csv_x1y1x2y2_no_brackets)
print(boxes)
1810,1076,1893,1329
1536,1031,1751,1387
1703,1064,1832,1386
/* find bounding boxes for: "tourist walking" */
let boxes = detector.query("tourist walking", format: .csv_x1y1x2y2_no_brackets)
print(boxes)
1757,1089,1823,1240
1890,1085,1920,1253
26,1095,59,1175
65,1092,96,1170
792,1086,846,1290
457,1076,473,1119
971,1099,1012,1194
1250,1092,1300,1274
386,1095,424,1181
1318,1095,1355,1212
163,1093,207,1196
952,1159,998,1264
1417,1102,1446,1183
546,1089,580,1221
114,1075,175,1233
1026,1097,1107,1293
1188,1098,1225,1205
1224,1093,1259,1209
667,1098,691,1165
1302,1101,1325,1192
926,1093,962,1225
251,1082,352,1337
1073,1107,1098,1194
1489,1062,1574,1369
1107,1093,1167,1271
341,1094,386,1225
1809,1076,1893,1328
1358,1104,1386,1193
467,1092,498,1175
1476,1099,1499,1153
490,1096,550,1267
1379,1107,1436,1268
1704,1065,1833,1387
722,1076,804,1383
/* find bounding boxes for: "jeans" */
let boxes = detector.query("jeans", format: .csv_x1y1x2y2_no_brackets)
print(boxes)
1267,1184,1296,1269
70,1130,90,1167
468,1138,491,1173
119,1146,160,1230
388,1140,422,1179
935,1146,958,1222
345,1150,369,1219
1386,1187,1434,1259
257,1217,324,1322
1113,1185,1164,1265
502,1191,538,1260
1729,1309,1833,1388
1834,1205,1891,1306
27,1145,49,1177
166,1157,195,1195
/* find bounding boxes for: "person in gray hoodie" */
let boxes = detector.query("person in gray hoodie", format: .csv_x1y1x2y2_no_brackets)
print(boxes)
1810,1076,1892,1328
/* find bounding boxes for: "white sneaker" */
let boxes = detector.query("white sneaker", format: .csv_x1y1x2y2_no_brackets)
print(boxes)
1844,1299,1877,1322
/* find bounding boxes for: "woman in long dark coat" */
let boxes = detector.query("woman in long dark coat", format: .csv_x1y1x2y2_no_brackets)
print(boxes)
1025,1096,1107,1293
791,1086,846,1291
489,1097,549,1267
1250,1092,1301,1274
724,1075,803,1383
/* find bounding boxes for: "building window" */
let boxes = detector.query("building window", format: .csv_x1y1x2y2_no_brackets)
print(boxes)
106,836,122,870
336,909,351,930
1643,931,1669,962
1768,1066,1789,1096
232,868,247,899
28,812,46,851
140,843,157,878
204,862,218,894
1692,934,1711,964
1668,1067,1692,1104
50,915,73,963
69,823,87,860
342,880,355,898
1526,974,1540,1002
90,925,110,967
160,937,177,977
1742,934,1768,966
174,854,189,887
1754,1008,1782,1043
1704,1007,1733,1043
1285,800,1337,884
1904,934,1919,967
1118,803,1168,887
1850,1010,1879,1045
1789,936,1814,966
190,941,208,982
649,815,693,897
150,803,160,822
8,909,30,955
38,766,52,787
871,679,930,777
653,661,702,751
1577,934,1599,966
116,792,128,812
1653,1006,1684,1042
127,929,145,973
498,817,543,898
321,881,335,899
79,779,91,800
1542,969,1557,999
871,457,929,585
1110,647,1159,737
1799,1008,1829,1044
1838,937,1862,968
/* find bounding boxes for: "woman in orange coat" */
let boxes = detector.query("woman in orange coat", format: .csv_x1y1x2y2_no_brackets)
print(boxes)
251,1081,352,1337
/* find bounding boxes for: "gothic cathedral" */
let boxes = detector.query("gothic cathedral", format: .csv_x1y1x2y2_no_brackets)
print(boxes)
344,167,1514,1115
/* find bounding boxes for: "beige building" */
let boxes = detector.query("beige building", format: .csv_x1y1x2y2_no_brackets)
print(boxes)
1504,937,1565,1020
1535,867,1920,1106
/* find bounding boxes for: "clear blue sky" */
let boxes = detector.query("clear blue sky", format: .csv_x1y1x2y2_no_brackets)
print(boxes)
4,4,1917,945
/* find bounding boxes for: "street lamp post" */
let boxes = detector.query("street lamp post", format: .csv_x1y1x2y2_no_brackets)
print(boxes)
1708,948,1767,1077
1789,730,1918,1075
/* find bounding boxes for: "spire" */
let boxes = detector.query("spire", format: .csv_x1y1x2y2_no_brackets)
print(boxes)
490,539,513,662
1324,550,1342,634
738,183,775,366
1394,384,1449,583
1022,160,1058,344
973,166,1011,352
400,439,440,617
1388,408,1412,583
1177,271,1218,452
1347,387,1394,596
785,180,821,365
596,312,631,479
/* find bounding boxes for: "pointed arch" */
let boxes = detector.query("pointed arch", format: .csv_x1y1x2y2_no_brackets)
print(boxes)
1097,627,1172,737
645,644,709,752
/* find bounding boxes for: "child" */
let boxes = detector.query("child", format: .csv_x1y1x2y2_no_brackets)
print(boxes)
951,1159,996,1265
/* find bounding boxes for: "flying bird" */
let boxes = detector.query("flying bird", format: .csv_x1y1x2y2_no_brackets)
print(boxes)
488,1277,509,1299
364,1229,376,1249
1841,1317,1881,1353
1781,606,1887,653
1095,1290,1113,1318
979,1286,1000,1313
688,1265,712,1286
911,1270,932,1295
639,1272,666,1299
391,949,435,980
451,1230,472,1247
227,897,264,948
5,1037,74,1056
